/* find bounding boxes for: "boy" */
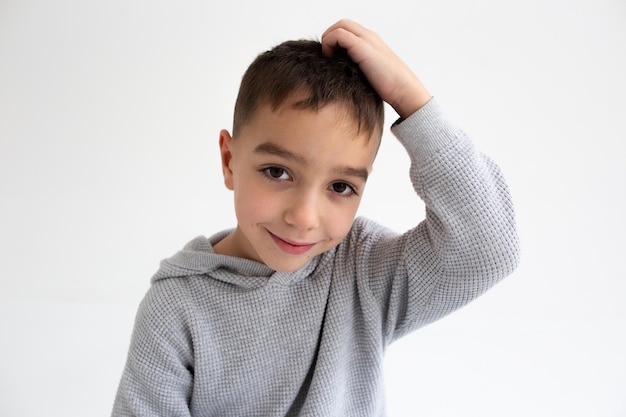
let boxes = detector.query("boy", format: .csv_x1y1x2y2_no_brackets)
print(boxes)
112,19,519,416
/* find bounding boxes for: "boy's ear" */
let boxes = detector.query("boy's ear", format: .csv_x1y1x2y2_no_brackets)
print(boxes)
218,129,235,190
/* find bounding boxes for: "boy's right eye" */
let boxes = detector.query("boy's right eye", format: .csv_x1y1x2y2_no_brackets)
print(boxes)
262,166,291,181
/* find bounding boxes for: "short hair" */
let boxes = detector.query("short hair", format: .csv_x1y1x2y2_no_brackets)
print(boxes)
232,40,384,140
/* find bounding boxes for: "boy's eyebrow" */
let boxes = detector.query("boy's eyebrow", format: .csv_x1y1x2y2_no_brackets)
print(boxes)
254,142,369,181
335,166,369,182
254,142,307,164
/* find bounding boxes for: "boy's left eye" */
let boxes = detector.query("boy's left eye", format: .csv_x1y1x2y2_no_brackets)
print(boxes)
330,182,356,196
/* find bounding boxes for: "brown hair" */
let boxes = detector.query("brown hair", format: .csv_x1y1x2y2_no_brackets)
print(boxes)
232,40,384,140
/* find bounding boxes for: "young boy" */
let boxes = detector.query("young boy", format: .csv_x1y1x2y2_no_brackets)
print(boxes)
112,19,519,416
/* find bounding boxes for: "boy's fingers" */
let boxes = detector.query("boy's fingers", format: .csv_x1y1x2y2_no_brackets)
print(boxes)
321,19,378,57
321,27,362,57
322,18,364,39
322,19,432,117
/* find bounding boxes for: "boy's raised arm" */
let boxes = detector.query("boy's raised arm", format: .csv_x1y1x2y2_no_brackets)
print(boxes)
324,20,520,339
321,19,431,119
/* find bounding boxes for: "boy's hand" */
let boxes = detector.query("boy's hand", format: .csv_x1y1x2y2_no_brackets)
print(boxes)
322,19,432,119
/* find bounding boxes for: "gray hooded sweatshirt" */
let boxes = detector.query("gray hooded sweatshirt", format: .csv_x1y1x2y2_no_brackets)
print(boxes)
112,98,520,416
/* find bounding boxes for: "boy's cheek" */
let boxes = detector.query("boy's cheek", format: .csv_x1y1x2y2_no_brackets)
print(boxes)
330,210,360,241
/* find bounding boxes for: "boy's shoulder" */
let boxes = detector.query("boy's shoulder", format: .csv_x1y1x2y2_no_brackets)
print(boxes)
332,216,399,259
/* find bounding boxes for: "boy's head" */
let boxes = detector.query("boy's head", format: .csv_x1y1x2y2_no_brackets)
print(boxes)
215,40,384,272
232,40,384,140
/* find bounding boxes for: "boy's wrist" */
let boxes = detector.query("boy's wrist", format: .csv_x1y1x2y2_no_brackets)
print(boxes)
392,79,432,120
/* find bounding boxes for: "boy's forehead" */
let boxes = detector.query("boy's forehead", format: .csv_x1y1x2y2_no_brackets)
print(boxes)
251,93,380,143
240,97,381,169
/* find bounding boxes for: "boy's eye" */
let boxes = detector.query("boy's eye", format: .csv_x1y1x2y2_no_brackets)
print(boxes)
330,182,356,196
263,167,291,180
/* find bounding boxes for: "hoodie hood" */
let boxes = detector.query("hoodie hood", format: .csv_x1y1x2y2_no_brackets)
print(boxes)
151,230,324,289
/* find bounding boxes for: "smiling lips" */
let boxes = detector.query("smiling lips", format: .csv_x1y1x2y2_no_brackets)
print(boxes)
269,232,316,255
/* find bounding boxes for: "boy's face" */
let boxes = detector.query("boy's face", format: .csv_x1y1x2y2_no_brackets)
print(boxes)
217,97,380,272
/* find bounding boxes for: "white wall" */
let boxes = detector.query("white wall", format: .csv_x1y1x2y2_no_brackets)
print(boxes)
1,0,624,415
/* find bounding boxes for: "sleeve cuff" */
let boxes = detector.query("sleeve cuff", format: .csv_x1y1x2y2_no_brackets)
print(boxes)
390,97,464,165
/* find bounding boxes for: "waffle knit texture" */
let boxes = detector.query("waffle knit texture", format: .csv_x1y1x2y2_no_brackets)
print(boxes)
111,98,520,416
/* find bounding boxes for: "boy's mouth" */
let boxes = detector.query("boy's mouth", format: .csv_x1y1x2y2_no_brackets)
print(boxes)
268,231,316,255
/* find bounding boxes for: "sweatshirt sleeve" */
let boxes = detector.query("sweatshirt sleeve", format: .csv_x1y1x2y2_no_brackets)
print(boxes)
353,97,520,343
111,281,194,417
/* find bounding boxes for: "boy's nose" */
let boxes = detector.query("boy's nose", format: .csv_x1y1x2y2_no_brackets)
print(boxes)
284,192,320,230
